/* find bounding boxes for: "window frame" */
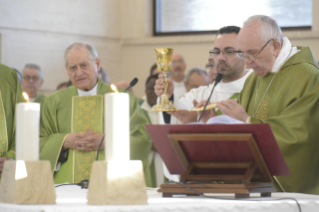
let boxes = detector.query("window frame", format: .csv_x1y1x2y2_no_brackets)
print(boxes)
153,0,312,37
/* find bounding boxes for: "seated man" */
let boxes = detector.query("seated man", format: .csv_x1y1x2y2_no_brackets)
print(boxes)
140,74,164,187
21,64,45,103
205,56,218,84
184,67,209,92
40,42,152,186
0,64,24,175
212,15,319,194
98,67,111,84
170,53,188,98
155,26,252,124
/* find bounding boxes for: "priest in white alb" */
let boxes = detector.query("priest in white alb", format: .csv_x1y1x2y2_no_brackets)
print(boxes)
155,26,252,124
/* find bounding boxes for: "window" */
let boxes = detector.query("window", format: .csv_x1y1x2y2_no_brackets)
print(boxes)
154,0,312,35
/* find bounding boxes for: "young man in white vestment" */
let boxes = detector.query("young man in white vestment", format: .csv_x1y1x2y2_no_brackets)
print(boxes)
155,26,252,125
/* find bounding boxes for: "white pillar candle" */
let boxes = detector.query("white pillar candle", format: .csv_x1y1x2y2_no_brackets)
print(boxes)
104,92,130,161
16,102,40,161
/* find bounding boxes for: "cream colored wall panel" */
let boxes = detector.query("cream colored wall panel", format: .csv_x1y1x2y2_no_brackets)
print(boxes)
0,0,120,38
121,0,147,38
0,29,121,94
121,42,214,98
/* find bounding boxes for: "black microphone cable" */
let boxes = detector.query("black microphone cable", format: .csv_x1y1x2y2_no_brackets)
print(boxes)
197,73,223,122
96,135,105,161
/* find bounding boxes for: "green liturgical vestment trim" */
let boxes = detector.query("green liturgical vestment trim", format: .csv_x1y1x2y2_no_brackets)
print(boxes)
40,78,152,186
239,46,319,194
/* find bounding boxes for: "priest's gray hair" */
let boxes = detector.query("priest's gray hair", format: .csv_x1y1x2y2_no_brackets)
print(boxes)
243,15,283,45
23,63,43,79
64,42,98,65
185,67,209,85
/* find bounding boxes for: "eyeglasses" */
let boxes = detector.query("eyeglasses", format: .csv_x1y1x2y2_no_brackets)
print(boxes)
209,50,242,57
237,39,274,61
205,63,214,69
23,76,40,82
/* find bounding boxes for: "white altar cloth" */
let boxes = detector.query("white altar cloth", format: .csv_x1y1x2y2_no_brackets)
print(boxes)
0,186,319,212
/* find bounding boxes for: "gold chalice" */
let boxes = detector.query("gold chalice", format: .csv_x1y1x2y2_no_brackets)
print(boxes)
152,48,177,111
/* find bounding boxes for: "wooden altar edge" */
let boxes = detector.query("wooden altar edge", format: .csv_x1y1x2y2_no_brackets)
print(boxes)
159,183,276,198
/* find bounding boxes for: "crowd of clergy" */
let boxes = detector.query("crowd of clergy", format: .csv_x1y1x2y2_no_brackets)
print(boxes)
1,15,319,194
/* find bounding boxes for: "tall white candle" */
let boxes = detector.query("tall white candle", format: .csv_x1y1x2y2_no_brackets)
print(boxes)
16,102,40,161
104,91,130,161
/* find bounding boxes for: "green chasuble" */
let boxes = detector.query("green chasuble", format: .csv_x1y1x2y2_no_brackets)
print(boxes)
40,78,152,185
34,93,45,103
0,64,24,159
239,47,319,194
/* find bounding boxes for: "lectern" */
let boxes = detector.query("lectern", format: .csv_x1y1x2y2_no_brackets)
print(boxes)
146,124,290,198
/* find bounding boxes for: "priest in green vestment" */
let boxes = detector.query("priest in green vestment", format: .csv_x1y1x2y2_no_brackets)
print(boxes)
0,64,24,175
210,15,319,194
40,42,152,186
21,64,45,103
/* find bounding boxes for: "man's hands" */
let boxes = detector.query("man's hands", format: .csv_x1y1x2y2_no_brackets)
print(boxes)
63,129,105,151
167,110,197,124
195,100,217,123
217,100,248,122
0,157,11,175
154,73,174,99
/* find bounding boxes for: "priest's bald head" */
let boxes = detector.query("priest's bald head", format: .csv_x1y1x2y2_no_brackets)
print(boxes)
64,42,101,91
237,15,283,77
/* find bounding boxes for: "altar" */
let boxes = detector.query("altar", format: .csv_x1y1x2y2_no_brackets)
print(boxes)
0,186,319,212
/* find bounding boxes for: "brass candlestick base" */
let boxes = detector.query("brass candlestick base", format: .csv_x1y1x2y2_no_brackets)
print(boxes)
152,48,177,112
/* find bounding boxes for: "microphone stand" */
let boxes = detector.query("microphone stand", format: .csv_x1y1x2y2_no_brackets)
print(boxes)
197,74,223,122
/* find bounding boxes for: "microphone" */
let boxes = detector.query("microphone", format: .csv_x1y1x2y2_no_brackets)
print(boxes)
197,74,223,122
96,135,105,161
124,78,139,92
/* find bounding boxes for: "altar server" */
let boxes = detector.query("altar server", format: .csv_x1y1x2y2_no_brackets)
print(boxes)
155,26,252,124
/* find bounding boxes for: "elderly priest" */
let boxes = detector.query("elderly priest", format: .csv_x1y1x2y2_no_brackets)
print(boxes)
40,42,152,185
0,64,24,175
212,15,319,194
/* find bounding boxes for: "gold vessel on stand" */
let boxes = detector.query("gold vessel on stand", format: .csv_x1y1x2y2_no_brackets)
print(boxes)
152,48,177,111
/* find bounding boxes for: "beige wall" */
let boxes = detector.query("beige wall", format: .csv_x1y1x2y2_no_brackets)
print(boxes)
0,0,318,98
0,0,121,95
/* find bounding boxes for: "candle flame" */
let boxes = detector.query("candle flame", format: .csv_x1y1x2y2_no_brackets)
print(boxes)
111,84,119,93
22,92,30,102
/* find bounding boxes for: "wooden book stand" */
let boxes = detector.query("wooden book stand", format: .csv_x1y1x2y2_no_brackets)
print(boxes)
146,124,290,198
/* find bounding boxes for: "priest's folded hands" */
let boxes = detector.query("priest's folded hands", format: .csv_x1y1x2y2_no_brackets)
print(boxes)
216,99,248,122
63,129,104,151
